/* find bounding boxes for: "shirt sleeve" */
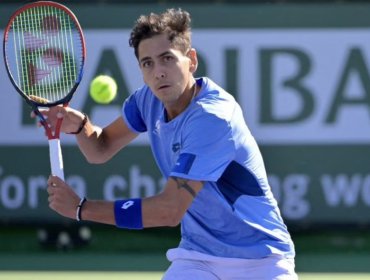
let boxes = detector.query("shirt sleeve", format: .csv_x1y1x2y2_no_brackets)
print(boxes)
121,91,147,133
170,110,235,182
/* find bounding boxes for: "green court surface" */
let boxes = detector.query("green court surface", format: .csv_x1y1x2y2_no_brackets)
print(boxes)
2,252,370,273
1,225,370,277
299,274,370,280
0,272,163,280
1,272,370,280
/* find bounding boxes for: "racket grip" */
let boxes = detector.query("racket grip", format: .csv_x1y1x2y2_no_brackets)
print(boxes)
49,139,65,181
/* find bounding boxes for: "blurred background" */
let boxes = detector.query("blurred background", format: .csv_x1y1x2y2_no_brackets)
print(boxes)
1,0,370,277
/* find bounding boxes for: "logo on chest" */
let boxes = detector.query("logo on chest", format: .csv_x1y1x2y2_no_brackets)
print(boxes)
172,142,181,153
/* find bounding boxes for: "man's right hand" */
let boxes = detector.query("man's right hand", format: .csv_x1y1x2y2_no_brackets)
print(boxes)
31,106,86,135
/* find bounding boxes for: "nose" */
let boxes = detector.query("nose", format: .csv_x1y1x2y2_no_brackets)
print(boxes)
155,72,166,79
155,66,166,79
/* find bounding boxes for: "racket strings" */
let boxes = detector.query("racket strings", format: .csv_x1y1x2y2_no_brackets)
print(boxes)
8,4,83,104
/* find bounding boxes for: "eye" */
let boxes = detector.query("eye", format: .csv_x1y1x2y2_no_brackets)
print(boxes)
142,60,152,68
163,55,173,62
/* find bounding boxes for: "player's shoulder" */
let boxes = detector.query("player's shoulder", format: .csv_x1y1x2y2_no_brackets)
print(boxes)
194,77,237,121
129,84,160,107
131,84,152,99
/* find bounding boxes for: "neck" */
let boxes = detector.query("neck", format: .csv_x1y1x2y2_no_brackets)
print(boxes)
165,80,198,121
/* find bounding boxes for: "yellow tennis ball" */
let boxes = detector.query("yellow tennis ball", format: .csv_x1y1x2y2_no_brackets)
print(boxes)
89,75,117,104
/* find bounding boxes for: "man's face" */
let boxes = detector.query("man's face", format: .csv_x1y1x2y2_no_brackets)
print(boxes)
138,33,194,106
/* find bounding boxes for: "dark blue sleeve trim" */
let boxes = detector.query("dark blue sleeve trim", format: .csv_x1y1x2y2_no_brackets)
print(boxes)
172,153,196,175
123,94,147,133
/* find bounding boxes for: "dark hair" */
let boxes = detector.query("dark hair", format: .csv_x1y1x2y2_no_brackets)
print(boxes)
129,8,192,59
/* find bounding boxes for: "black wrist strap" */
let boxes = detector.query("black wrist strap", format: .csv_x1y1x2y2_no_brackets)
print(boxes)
76,197,87,222
67,113,88,135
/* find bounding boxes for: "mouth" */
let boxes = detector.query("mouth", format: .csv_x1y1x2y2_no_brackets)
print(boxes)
158,86,170,90
158,85,170,90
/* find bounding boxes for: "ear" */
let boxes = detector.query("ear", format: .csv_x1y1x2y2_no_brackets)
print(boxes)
187,48,198,73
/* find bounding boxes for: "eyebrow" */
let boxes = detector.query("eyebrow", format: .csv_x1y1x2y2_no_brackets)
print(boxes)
139,51,173,64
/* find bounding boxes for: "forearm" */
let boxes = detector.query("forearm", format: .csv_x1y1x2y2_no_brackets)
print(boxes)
74,115,138,164
78,195,181,229
75,197,175,230
79,200,116,225
75,118,108,164
69,179,200,229
141,195,182,228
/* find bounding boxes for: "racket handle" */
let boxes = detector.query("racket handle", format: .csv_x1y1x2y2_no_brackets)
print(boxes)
49,139,65,181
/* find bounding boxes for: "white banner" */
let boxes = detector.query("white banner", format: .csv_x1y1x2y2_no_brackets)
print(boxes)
1,29,370,145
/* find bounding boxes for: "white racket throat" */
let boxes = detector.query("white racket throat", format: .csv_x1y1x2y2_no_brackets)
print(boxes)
48,138,65,181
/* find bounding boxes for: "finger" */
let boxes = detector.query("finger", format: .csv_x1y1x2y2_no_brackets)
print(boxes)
48,175,57,182
52,175,64,184
46,186,53,194
49,105,64,115
49,201,56,210
47,175,58,187
46,183,57,197
31,110,47,121
37,109,49,117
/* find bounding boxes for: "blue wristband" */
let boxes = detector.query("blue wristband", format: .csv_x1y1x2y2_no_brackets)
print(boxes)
114,199,143,229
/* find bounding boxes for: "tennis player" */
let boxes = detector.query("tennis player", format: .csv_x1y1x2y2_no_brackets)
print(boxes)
42,8,297,279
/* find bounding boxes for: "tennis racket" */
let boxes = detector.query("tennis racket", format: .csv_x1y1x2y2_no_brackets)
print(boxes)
3,1,86,181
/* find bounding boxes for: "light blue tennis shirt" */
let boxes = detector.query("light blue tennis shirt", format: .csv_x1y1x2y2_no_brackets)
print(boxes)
122,77,295,259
